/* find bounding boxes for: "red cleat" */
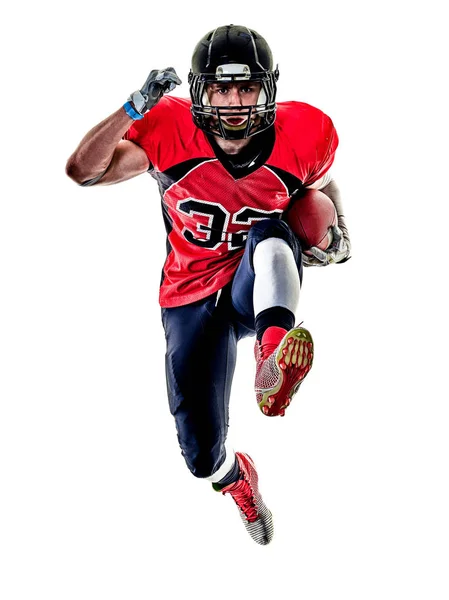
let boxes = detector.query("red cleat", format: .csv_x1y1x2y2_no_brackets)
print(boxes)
213,452,274,545
254,325,314,417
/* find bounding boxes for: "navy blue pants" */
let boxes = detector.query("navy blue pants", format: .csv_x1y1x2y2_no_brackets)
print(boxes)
161,219,303,478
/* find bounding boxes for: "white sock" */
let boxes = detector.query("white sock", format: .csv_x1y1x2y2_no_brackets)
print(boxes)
205,443,236,483
253,237,300,316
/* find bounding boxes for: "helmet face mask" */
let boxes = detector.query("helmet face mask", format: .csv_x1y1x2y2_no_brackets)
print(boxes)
189,26,279,140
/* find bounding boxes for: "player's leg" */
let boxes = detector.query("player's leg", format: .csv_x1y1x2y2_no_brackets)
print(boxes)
162,292,237,482
231,218,314,417
162,290,273,545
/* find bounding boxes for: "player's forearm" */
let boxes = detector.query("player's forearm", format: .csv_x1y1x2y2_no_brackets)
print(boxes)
66,107,134,184
321,179,349,238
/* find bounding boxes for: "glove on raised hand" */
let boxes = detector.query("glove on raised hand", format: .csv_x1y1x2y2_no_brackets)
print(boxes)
126,68,182,119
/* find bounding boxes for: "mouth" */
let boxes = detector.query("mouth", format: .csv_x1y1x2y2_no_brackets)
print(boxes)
222,115,250,130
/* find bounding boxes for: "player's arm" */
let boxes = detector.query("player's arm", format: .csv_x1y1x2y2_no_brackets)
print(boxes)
66,109,149,186
66,68,182,187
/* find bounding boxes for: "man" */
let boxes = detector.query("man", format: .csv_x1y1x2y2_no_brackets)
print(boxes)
66,24,351,546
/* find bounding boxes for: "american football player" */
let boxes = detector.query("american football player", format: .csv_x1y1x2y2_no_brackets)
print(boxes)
66,24,351,545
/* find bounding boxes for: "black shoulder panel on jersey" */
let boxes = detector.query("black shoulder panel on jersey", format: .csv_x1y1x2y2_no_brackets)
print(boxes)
264,165,306,207
152,158,214,194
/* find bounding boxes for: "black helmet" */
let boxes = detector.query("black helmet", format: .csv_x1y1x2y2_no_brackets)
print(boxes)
188,25,279,140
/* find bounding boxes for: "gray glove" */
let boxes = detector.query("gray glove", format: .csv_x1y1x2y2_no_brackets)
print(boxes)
128,67,182,116
302,225,351,267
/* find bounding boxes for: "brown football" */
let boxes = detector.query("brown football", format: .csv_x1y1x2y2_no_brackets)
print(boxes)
286,189,337,250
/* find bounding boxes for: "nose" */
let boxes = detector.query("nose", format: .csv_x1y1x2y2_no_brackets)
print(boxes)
227,86,242,106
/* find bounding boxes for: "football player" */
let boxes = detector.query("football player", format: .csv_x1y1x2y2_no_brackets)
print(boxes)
66,24,351,546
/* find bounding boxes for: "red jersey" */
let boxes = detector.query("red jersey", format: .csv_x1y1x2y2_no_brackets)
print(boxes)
124,96,338,307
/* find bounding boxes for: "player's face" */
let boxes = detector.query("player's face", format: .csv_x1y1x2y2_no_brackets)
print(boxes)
206,82,262,132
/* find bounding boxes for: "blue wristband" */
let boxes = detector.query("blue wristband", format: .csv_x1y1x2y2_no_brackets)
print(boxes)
123,101,144,121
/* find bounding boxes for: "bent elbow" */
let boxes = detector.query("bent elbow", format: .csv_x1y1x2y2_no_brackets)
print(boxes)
65,157,97,186
65,157,84,185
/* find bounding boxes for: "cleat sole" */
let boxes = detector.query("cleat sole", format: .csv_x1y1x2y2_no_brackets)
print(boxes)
258,327,314,417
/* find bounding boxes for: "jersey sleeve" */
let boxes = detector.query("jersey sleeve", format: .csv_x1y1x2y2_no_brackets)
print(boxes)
123,96,180,168
122,97,204,172
123,107,157,167
302,112,339,187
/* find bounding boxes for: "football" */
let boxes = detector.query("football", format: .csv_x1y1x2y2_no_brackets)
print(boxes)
286,188,337,251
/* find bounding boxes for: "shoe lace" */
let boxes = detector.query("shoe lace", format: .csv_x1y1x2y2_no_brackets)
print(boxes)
228,479,258,523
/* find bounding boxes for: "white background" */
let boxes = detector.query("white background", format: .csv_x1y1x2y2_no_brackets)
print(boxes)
1,1,448,599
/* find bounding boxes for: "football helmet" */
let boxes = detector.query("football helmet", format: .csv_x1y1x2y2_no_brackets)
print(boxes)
188,25,279,140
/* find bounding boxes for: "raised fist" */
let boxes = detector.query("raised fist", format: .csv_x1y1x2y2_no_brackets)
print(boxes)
128,67,182,116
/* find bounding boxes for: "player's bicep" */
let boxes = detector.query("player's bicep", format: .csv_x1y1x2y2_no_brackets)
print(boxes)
92,140,150,186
